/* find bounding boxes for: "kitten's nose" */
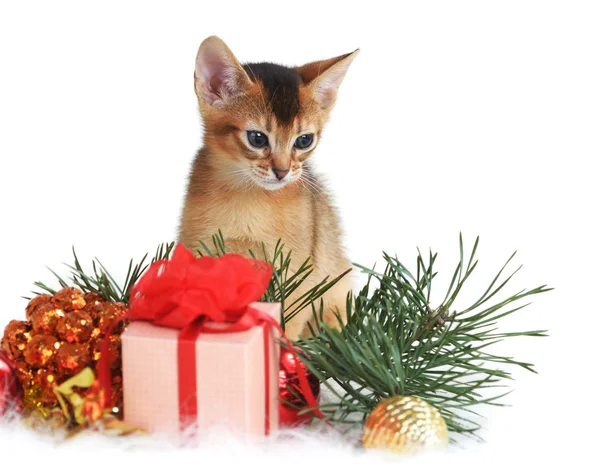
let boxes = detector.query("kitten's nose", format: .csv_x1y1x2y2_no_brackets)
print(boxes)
273,168,289,180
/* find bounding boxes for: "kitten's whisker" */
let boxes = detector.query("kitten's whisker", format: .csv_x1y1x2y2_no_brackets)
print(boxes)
299,174,326,199
240,175,254,192
300,180,323,201
225,167,258,191
304,178,326,198
228,167,253,173
298,178,313,198
227,168,254,177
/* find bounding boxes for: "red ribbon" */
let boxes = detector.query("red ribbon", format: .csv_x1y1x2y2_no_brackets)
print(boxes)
98,244,325,433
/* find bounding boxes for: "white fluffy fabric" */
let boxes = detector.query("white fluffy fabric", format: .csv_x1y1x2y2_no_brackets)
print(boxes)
0,413,477,468
0,403,572,469
0,366,588,467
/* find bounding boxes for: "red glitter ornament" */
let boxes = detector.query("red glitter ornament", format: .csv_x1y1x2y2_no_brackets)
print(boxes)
29,303,65,335
83,292,103,308
1,350,22,415
23,335,59,367
34,367,58,394
25,294,53,320
278,345,321,427
56,311,94,343
56,342,89,374
53,287,86,312
93,302,128,334
1,288,130,415
1,320,31,361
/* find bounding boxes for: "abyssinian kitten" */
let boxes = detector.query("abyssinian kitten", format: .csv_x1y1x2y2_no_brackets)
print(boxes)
178,36,358,339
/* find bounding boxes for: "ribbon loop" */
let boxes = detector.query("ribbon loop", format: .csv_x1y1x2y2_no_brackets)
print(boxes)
129,244,273,327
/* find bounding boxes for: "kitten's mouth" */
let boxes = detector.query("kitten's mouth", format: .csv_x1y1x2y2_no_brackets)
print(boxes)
249,169,301,191
255,178,289,191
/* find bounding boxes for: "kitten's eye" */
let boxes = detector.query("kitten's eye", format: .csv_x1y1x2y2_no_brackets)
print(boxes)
294,134,314,149
247,131,269,148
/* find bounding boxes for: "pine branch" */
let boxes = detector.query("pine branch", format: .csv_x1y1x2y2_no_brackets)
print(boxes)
295,235,551,439
30,243,176,303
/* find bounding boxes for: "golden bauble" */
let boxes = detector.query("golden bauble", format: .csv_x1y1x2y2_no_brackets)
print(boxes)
362,396,448,453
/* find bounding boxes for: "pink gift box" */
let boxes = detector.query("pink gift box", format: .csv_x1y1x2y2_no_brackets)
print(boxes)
121,302,280,437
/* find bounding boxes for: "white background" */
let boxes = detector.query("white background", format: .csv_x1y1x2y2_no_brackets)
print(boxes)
0,1,598,467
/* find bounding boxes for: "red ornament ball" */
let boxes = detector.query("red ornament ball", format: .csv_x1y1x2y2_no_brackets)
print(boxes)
1,350,22,415
278,345,321,427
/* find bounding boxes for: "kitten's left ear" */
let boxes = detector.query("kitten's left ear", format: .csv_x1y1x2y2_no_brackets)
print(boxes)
194,36,253,107
296,49,359,109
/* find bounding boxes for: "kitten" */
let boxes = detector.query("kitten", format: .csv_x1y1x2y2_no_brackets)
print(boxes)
178,36,358,339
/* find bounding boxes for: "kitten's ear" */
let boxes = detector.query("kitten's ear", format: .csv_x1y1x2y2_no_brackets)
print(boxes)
194,36,253,107
296,49,359,109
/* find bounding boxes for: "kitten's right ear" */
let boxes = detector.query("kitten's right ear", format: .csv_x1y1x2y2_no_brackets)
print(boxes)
296,49,359,109
194,36,252,107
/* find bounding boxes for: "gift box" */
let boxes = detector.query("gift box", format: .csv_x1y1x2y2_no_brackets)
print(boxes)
111,244,284,438
121,302,280,437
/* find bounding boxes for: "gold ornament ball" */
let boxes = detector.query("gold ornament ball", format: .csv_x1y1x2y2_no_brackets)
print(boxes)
363,396,448,453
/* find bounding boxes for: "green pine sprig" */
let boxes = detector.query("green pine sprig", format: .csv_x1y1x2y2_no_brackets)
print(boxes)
30,242,176,304
294,235,551,439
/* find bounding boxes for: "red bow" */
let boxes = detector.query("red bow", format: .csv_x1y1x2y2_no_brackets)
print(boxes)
129,244,273,328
